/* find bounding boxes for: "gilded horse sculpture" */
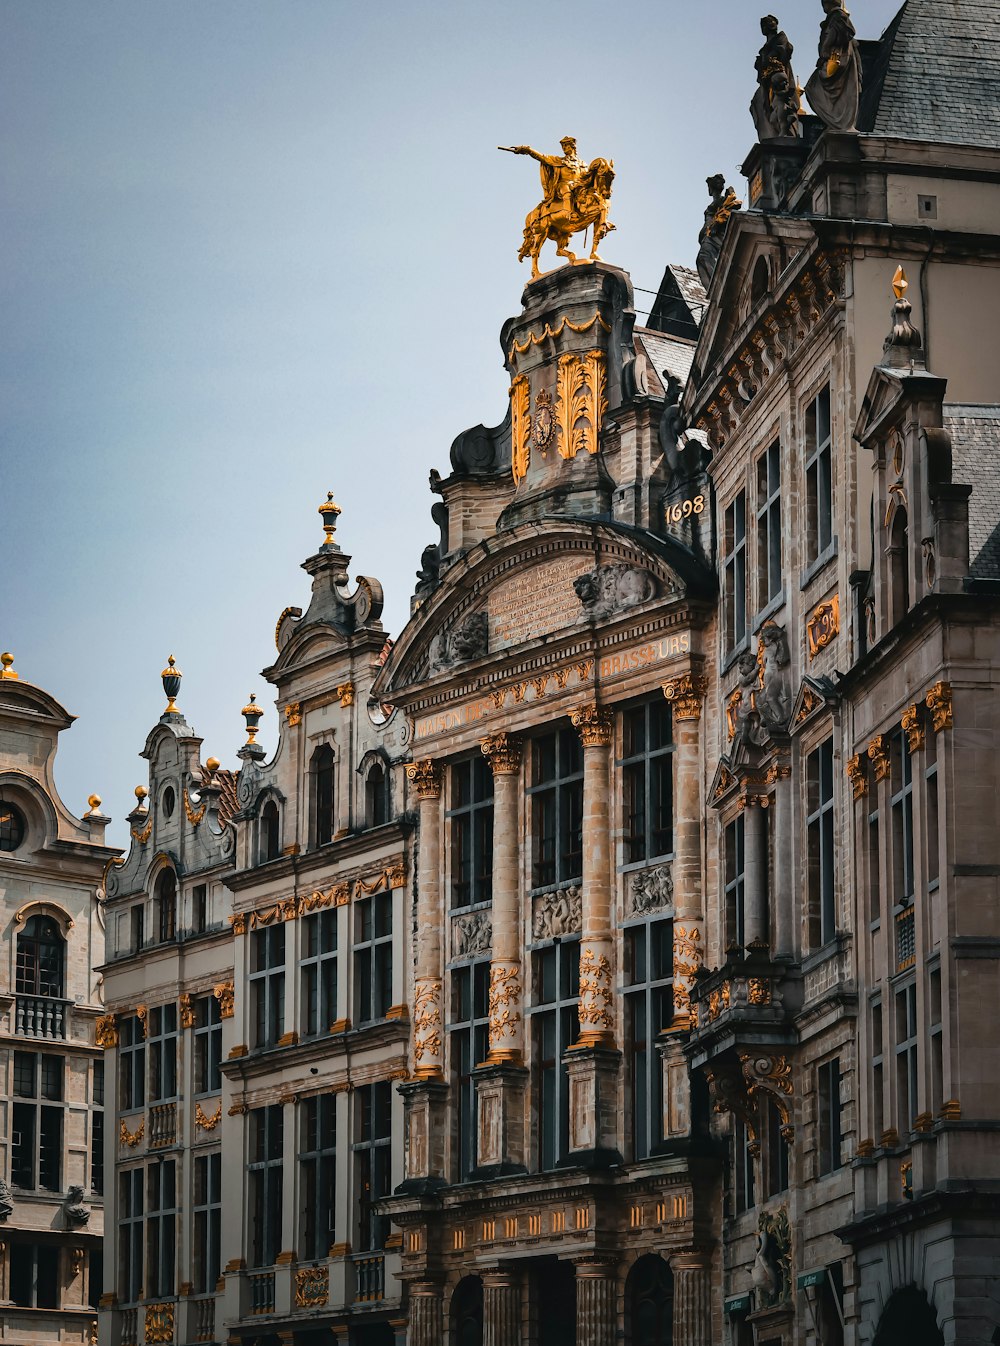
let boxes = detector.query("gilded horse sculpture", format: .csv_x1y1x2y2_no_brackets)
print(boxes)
501,136,615,281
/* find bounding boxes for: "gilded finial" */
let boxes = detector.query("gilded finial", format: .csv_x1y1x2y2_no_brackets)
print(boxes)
318,491,342,548
0,652,19,681
161,655,183,715
205,756,220,774
86,794,103,817
135,785,148,804
892,265,908,300
241,694,263,744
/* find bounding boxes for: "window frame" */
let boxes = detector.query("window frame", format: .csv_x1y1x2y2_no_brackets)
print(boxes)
353,1083,392,1252
15,915,65,999
530,938,580,1171
192,1150,222,1294
619,699,675,868
624,916,673,1160
248,1105,284,1268
817,1056,844,1175
353,891,392,1025
147,1003,178,1104
300,1094,337,1262
119,1014,146,1112
448,960,490,1181
756,439,783,610
249,925,286,1049
447,756,495,910
301,909,339,1039
723,488,748,653
146,1157,177,1299
11,1050,64,1192
806,736,837,949
193,995,222,1096
724,814,746,948
805,383,833,566
528,727,584,892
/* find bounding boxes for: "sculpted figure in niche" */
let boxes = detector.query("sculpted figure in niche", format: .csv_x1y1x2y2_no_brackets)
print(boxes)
751,16,802,141
697,175,744,289
805,0,862,133
574,563,656,623
756,623,792,729
64,1186,90,1227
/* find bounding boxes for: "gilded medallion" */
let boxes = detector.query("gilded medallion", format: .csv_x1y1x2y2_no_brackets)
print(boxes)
532,388,554,452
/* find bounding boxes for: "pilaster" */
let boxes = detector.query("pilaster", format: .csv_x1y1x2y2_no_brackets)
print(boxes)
570,705,615,1047
663,675,706,1029
408,1281,444,1346
405,759,444,1079
483,1265,522,1346
575,1257,618,1346
481,733,524,1064
670,1251,713,1346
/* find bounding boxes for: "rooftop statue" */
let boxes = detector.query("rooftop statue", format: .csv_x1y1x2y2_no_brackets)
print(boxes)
501,136,615,281
804,0,862,132
751,14,802,140
696,174,743,289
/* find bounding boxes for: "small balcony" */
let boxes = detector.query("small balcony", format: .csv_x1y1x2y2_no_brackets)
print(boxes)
15,994,69,1040
686,940,800,1074
149,1102,177,1149
351,1252,385,1304
248,1269,276,1316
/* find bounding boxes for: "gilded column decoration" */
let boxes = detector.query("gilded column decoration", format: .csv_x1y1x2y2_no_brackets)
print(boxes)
569,704,614,746
555,350,607,460
572,705,616,1046
178,994,194,1029
867,733,890,781
510,374,531,485
481,733,524,1063
925,680,954,731
96,1014,118,1049
672,926,703,1027
846,753,868,800
663,673,708,722
740,1052,794,1136
901,704,926,753
807,595,840,658
213,982,235,1018
407,757,445,1078
135,1004,149,1038
336,682,355,707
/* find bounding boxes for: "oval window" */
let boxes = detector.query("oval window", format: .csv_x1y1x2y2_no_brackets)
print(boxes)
162,786,176,818
0,800,26,851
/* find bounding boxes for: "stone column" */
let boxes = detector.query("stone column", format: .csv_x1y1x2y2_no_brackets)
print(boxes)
575,1258,618,1346
670,1252,713,1346
480,733,524,1063
743,796,768,946
769,755,793,957
570,705,616,1047
405,759,444,1079
483,1267,521,1346
408,1282,443,1346
662,672,707,1026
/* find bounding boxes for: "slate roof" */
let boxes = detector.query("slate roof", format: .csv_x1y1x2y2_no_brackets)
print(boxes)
670,265,708,320
860,0,1000,147
636,330,696,389
645,264,707,340
945,403,1000,579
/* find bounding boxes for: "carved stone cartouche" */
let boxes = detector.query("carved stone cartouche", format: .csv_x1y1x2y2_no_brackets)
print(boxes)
574,563,656,623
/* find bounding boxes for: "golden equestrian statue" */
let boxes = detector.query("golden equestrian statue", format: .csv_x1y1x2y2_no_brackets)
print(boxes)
500,136,615,281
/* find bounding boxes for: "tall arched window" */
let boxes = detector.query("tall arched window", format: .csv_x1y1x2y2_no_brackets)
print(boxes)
312,746,335,846
889,507,910,622
260,800,280,863
155,869,177,944
365,764,387,829
16,916,65,999
751,254,771,307
450,1276,484,1346
627,1254,675,1346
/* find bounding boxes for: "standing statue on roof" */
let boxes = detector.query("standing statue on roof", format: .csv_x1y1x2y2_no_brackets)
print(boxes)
751,15,802,140
696,174,743,289
501,137,616,281
805,0,862,132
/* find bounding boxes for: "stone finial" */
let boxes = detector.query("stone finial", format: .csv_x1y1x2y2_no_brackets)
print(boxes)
882,266,924,368
318,491,342,549
205,756,220,774
0,651,18,681
161,655,182,715
241,694,263,745
85,794,103,818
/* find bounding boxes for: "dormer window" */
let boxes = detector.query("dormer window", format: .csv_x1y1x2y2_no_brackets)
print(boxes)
260,800,281,863
0,799,26,851
365,764,388,830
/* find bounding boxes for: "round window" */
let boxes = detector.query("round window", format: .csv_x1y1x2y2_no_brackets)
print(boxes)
162,786,176,818
0,801,26,851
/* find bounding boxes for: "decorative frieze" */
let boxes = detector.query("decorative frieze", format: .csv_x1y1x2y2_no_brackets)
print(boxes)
627,864,673,917
532,887,582,939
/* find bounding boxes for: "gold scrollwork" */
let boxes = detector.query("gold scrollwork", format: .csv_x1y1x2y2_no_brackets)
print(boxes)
295,1265,329,1309
846,754,868,800
901,703,926,753
406,758,443,800
412,978,443,1071
867,733,890,781
182,789,206,827
213,982,235,1019
96,1014,118,1049
144,1303,174,1344
337,682,355,707
578,947,613,1031
480,732,523,776
807,595,840,659
284,701,302,727
672,925,703,1025
662,673,708,722
555,350,607,460
178,993,194,1029
510,374,531,485
925,680,953,732
120,1117,145,1149
194,1100,222,1132
570,704,614,748
707,982,731,1021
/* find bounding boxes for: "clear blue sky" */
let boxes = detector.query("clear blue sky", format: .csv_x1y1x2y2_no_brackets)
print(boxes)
1,0,903,844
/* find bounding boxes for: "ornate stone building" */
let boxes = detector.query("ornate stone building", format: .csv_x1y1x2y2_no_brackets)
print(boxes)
98,510,414,1346
0,652,115,1343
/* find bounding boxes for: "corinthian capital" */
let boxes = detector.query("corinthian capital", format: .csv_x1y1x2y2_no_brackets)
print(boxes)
480,732,523,775
662,673,708,722
570,704,614,747
406,758,442,800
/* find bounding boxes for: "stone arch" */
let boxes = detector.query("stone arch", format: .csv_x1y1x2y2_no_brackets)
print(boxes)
14,899,74,937
450,1274,483,1346
873,1286,943,1346
626,1253,674,1346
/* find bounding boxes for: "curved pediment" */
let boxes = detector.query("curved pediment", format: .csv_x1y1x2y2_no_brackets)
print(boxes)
376,519,713,701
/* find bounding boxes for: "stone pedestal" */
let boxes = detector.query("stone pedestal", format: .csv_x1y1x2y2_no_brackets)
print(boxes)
473,1061,528,1177
397,1079,449,1193
671,1252,713,1346
483,1266,521,1346
575,1258,618,1346
561,1043,623,1169
741,135,813,212
408,1282,443,1346
481,734,524,1063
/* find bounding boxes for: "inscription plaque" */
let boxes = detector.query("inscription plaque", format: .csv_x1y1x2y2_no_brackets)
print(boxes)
489,557,592,648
